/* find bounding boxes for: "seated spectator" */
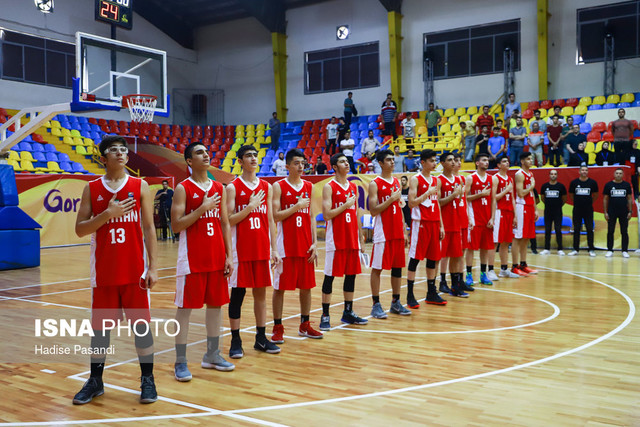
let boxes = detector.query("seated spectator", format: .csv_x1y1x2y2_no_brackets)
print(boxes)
546,106,565,126
530,109,547,133
340,130,356,173
393,145,404,173
401,111,416,141
361,129,380,157
568,141,589,166
595,141,614,166
564,124,587,165
356,153,372,174
381,99,397,138
314,156,328,174
504,92,521,118
403,149,420,172
272,151,287,176
366,163,376,174
475,125,490,158
326,116,338,156
547,115,563,167
475,105,494,134
496,119,509,140
488,126,506,169
527,122,545,167
426,102,441,141
509,117,527,166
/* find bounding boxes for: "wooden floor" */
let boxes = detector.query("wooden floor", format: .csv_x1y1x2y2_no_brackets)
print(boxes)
1,241,639,426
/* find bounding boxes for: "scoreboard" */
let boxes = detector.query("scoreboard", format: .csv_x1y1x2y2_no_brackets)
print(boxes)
95,0,133,30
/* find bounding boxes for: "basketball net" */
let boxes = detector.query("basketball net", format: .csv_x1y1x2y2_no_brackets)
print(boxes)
123,94,157,124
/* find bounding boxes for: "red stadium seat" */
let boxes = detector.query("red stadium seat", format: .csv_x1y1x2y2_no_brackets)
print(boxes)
565,98,579,107
592,122,606,133
88,118,98,125
553,99,565,108
602,131,614,142
313,120,322,126
586,131,601,142
522,109,534,119
527,101,540,111
540,100,553,109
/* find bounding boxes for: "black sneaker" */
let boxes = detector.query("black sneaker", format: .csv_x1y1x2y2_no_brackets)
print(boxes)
450,284,469,298
72,377,104,405
406,296,420,309
461,282,475,292
229,338,244,359
139,375,157,404
425,292,448,305
439,281,452,294
254,338,281,354
341,310,368,325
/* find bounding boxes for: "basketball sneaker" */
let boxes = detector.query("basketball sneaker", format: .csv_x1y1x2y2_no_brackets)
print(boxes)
622,251,630,258
425,292,448,305
589,251,596,257
558,250,566,256
605,251,613,257
450,285,469,298
499,269,521,278
370,302,388,319
540,249,550,255
174,362,192,382
254,337,281,354
72,377,104,405
139,375,158,404
568,250,579,256
299,321,323,339
319,315,331,331
271,324,285,344
479,272,493,285
202,349,235,371
521,266,538,275
487,269,499,281
229,338,244,359
390,299,411,315
511,267,529,277
461,282,475,292
439,281,452,294
406,296,420,309
341,310,368,325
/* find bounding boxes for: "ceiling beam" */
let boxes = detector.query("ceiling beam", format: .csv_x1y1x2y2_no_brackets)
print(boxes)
133,2,194,49
378,0,402,13
238,0,287,34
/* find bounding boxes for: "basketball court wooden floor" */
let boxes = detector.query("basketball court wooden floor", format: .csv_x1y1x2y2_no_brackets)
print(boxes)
0,241,638,426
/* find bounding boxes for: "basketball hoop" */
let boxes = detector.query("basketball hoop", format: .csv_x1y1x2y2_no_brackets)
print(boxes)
122,94,157,123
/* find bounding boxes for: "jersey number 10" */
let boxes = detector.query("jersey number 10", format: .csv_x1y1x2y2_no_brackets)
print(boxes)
249,217,261,229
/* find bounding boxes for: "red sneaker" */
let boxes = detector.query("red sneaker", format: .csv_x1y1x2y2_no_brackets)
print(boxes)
521,266,538,275
298,321,323,339
271,324,285,344
511,267,529,277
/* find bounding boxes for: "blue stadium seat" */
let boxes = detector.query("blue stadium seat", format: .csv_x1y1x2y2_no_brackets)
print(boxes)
18,142,33,151
59,161,73,173
32,152,46,162
368,122,378,130
67,116,79,124
292,126,302,134
45,152,58,162
358,123,367,131
617,102,631,108
572,115,584,125
367,115,377,123
588,104,602,111
72,162,88,173
349,123,358,131
90,131,102,140
77,117,88,124
80,131,91,139
602,103,616,109
579,122,592,133
633,100,640,107
58,153,71,162
31,143,44,152
90,124,101,132
43,144,56,152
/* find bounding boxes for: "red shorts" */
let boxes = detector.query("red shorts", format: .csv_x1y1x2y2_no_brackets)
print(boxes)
441,230,463,258
91,282,150,330
408,220,441,261
229,260,272,288
175,270,230,309
470,225,495,250
514,204,536,239
324,249,361,277
371,239,406,270
461,228,470,250
493,209,514,244
274,257,316,290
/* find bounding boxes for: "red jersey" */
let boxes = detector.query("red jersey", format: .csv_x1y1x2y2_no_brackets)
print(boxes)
176,178,225,275
372,176,404,243
439,174,461,231
515,169,535,206
495,173,514,211
325,179,360,251
89,176,145,287
231,177,270,262
276,179,313,258
411,173,440,222
455,175,469,227
469,172,492,226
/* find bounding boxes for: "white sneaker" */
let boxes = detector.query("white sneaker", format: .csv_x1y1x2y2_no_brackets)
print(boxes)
622,251,630,258
487,270,499,281
568,250,579,256
589,251,596,257
635,249,640,254
499,269,521,278
605,251,613,257
557,250,566,256
540,249,550,255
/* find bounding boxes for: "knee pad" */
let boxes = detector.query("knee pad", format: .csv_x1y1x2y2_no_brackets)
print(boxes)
322,276,334,294
228,288,246,319
408,258,420,272
426,259,437,269
343,275,356,293
391,267,402,278
133,322,154,349
90,329,110,350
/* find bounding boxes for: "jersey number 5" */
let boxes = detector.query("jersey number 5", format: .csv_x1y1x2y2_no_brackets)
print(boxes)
207,223,215,236
109,228,125,244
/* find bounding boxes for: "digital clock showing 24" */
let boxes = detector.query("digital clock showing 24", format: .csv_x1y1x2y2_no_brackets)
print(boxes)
95,0,133,30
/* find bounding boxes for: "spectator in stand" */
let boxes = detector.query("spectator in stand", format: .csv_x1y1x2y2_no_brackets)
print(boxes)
337,117,347,145
547,115,563,167
314,156,328,175
509,117,527,166
595,141,614,166
381,98,397,138
568,141,588,167
508,109,521,130
475,105,494,135
504,92,521,118
326,116,338,156
612,108,635,164
366,163,376,174
530,109,547,133
356,152,373,174
403,149,420,172
393,146,404,173
546,106,565,126
488,126,506,169
340,130,356,173
401,111,417,142
154,180,174,241
343,92,355,127
400,175,411,227
381,92,398,108
474,125,490,158
496,119,509,141
361,129,381,157
564,124,587,165
560,116,575,163
527,122,545,167
603,168,633,258
269,112,281,150
426,102,440,141
272,151,287,176
461,118,477,162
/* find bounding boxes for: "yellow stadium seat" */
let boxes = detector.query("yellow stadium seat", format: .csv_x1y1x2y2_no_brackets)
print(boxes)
222,165,232,173
73,137,84,146
621,93,634,103
8,150,20,161
227,151,237,159
20,160,36,172
561,106,574,116
438,117,447,126
50,120,61,128
76,145,88,155
443,108,455,118
44,121,52,128
417,126,427,136
20,151,34,162
8,159,23,172
236,124,245,131
62,136,74,145
253,142,260,150
232,165,241,175
579,96,592,106
454,107,466,116
231,143,242,151
235,137,245,145
83,137,94,146
574,105,588,115
235,131,245,138
256,136,266,144
439,123,451,134
245,130,255,138
592,95,606,105
222,157,234,167
489,104,502,114
245,137,255,144
451,124,461,133
471,113,480,122
256,129,265,136
47,161,64,173
585,142,595,153
60,128,71,137
606,94,620,104
538,108,548,118
50,127,62,137
70,129,81,137
447,115,459,125
588,152,596,164
265,136,271,143
467,106,478,115
459,115,470,122
246,124,255,132
256,123,265,130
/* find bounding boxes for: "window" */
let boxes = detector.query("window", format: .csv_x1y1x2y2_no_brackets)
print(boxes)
423,20,520,80
305,42,379,94
577,1,640,64
0,29,75,88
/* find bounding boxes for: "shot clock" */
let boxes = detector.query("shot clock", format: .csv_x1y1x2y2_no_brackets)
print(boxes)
95,0,133,30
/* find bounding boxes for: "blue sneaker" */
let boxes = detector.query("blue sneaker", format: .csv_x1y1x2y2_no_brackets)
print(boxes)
370,302,388,319
174,362,192,382
479,272,493,286
229,338,244,359
319,315,331,331
465,272,474,286
202,350,235,371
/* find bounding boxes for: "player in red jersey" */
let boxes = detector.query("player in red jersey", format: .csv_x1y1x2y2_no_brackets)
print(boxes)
271,149,323,342
73,136,158,405
368,149,411,319
170,142,235,382
319,153,367,330
489,156,520,278
513,152,539,275
226,145,281,358
464,153,498,285
407,149,447,307
438,152,472,297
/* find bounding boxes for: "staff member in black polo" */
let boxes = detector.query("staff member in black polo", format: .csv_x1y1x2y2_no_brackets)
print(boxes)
603,168,633,258
540,169,567,256
568,166,598,257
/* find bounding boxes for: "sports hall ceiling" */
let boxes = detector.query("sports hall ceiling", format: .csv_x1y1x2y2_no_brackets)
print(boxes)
133,0,402,49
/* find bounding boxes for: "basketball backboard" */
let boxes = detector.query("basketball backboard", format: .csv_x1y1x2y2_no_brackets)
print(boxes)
71,32,168,116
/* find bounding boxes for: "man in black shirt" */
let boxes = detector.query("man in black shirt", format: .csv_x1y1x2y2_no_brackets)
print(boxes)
314,156,328,174
568,166,598,256
603,168,633,258
540,169,567,255
154,180,174,241
400,175,411,228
